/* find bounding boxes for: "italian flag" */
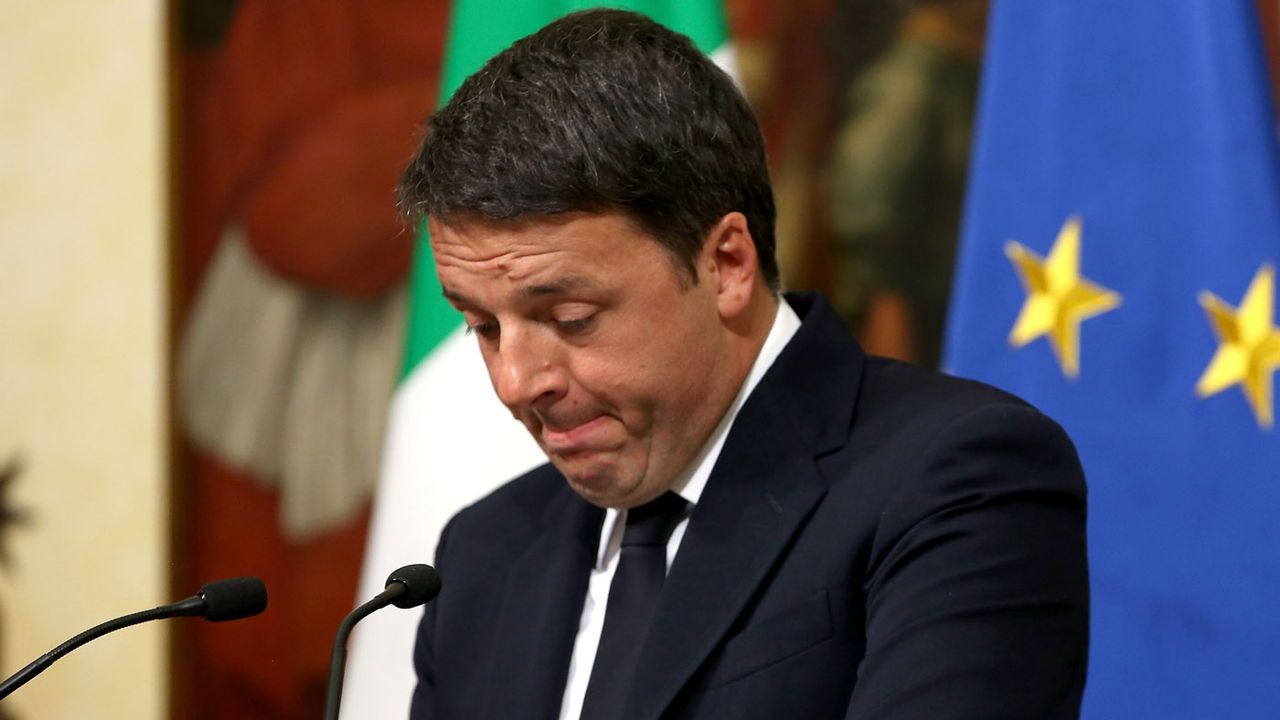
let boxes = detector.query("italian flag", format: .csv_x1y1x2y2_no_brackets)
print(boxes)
341,3,733,717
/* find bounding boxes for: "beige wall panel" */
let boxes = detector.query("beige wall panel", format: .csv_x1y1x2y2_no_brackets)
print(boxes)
0,1,168,719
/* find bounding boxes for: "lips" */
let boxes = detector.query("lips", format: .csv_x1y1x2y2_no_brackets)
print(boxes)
540,414,612,454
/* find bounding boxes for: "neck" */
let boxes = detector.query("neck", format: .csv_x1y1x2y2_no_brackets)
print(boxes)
726,286,780,386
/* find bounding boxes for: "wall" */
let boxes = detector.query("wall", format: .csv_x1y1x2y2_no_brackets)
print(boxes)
0,1,168,718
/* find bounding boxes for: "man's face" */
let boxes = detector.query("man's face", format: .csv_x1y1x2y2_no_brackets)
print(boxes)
431,212,740,509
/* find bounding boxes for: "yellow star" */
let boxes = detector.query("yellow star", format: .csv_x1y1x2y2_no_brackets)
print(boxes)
1005,216,1122,378
1195,264,1280,428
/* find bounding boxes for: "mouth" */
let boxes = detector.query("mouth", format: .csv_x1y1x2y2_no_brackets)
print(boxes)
539,415,612,455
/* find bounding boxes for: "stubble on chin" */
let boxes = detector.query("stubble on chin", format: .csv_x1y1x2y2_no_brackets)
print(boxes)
552,451,646,509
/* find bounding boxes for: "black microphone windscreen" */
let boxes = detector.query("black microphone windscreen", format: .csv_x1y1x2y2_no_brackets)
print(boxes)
199,576,268,622
385,564,442,609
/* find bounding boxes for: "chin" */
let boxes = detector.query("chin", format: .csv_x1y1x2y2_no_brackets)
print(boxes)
560,466,637,508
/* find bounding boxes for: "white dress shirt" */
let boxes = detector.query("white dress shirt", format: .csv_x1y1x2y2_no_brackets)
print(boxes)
557,298,803,720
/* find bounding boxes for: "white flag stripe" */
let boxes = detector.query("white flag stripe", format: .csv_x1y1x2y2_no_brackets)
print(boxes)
341,328,543,719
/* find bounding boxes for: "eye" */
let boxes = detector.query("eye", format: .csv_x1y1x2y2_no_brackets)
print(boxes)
465,320,499,340
555,316,596,335
552,304,598,335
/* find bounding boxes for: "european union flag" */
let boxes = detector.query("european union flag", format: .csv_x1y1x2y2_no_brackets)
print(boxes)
945,2,1280,718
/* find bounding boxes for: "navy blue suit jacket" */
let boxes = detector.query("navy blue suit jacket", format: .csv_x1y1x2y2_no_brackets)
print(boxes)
411,292,1088,719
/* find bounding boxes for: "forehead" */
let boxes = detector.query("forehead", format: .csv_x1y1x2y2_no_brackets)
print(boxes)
429,212,621,257
427,211,681,278
430,213,639,307
424,211,696,303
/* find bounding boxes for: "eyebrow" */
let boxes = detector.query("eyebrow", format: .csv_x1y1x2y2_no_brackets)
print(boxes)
440,286,472,306
517,275,601,298
440,275,602,306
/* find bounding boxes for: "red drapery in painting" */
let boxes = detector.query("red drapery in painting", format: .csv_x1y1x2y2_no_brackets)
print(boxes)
175,2,446,717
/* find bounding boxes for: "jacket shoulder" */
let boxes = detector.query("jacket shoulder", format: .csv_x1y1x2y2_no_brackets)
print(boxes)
855,355,1050,439
446,462,563,541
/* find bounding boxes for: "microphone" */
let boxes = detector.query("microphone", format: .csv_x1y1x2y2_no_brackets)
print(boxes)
324,564,442,720
0,576,268,700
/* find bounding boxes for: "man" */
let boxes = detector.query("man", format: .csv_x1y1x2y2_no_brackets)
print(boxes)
400,9,1088,719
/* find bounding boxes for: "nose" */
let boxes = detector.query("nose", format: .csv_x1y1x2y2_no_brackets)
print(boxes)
489,327,567,412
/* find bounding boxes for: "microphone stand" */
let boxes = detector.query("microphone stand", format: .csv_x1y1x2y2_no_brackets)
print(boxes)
324,582,408,720
0,576,265,702
0,597,204,700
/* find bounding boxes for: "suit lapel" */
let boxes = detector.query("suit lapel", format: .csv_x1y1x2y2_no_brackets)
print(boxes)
481,483,603,720
629,415,826,720
626,293,863,720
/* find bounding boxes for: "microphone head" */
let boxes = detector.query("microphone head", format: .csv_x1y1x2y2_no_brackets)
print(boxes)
198,576,268,622
385,564,442,609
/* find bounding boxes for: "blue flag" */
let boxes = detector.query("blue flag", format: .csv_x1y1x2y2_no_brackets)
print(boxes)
945,2,1280,718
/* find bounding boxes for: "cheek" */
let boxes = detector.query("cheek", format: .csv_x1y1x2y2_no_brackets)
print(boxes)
569,353,638,406
563,344,664,430
631,337,713,416
570,294,720,419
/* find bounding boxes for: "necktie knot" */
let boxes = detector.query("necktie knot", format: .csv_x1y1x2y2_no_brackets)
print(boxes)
621,492,688,548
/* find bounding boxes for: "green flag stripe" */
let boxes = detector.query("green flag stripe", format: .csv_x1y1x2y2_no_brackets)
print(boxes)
401,1,728,377
440,0,727,103
401,217,457,378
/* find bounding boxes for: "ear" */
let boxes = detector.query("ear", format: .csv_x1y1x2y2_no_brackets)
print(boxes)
700,212,760,320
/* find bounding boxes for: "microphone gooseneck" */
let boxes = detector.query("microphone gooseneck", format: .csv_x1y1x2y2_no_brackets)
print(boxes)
0,576,268,701
324,563,442,720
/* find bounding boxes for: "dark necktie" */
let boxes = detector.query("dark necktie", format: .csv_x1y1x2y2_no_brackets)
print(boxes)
578,492,688,720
